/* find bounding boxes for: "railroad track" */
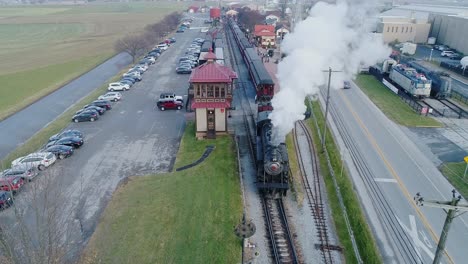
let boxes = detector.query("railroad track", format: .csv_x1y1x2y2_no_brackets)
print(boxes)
225,21,298,264
293,120,335,263
263,197,299,264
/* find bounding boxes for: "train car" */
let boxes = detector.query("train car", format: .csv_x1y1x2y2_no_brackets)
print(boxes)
389,64,431,98
214,38,224,49
406,61,451,99
215,47,224,65
256,111,289,197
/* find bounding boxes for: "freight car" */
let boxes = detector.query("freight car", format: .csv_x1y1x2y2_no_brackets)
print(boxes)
389,64,432,98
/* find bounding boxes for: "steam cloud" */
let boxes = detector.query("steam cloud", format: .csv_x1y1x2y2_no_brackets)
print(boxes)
269,1,390,143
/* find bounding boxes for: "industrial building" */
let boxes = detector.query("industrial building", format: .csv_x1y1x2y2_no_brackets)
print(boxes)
378,4,468,53
429,14,468,55
376,16,431,44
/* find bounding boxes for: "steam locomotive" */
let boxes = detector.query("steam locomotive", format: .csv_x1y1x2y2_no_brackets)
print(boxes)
228,19,290,197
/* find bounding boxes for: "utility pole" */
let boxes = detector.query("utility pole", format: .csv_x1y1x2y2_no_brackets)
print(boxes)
414,190,468,264
321,67,342,152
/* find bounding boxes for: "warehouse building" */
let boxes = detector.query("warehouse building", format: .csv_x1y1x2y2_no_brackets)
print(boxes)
376,16,431,44
429,14,468,55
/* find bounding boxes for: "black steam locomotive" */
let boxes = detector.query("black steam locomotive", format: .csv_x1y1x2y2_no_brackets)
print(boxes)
228,19,290,197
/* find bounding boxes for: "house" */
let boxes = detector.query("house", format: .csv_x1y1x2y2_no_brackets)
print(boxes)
265,14,279,25
189,51,238,139
188,6,199,13
275,24,289,40
254,25,276,48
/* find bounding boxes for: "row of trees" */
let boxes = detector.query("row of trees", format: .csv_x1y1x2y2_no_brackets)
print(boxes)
115,12,182,63
236,8,264,34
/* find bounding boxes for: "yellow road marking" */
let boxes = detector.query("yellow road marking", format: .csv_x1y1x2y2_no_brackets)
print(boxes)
337,90,455,264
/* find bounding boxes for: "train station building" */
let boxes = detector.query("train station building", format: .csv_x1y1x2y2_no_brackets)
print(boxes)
189,51,237,139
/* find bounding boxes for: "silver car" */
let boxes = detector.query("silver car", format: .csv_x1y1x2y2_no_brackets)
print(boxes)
1,165,39,181
98,92,122,102
11,152,57,171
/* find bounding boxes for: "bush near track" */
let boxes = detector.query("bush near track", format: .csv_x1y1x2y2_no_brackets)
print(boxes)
355,74,442,127
83,123,242,264
306,99,383,264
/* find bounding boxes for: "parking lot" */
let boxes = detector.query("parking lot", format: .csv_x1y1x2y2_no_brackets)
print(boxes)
0,14,208,261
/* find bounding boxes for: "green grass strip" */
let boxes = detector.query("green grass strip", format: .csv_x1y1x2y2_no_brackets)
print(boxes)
83,123,242,264
1,74,122,169
0,53,112,121
355,74,442,127
440,162,468,199
307,100,383,264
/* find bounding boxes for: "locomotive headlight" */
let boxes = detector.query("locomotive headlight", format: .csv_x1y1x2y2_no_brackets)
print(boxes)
265,162,282,175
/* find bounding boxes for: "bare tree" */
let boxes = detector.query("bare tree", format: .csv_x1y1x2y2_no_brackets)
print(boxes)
237,9,264,33
115,34,149,63
0,166,85,264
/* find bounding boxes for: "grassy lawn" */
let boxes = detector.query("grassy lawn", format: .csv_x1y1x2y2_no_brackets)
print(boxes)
0,54,110,120
355,75,442,127
440,162,468,199
83,123,242,264
0,2,187,120
306,99,382,264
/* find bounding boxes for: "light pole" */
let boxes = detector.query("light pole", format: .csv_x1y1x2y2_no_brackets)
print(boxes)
430,48,434,61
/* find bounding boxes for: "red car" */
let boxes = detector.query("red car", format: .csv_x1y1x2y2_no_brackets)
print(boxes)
157,100,183,111
0,176,25,194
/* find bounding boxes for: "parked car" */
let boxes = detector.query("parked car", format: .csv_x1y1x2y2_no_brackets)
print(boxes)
86,100,112,110
441,50,455,57
12,152,57,171
157,100,183,111
176,66,192,74
157,44,168,51
119,79,134,88
98,92,122,102
159,93,184,103
122,72,141,78
0,191,13,209
176,28,185,33
72,111,99,123
169,37,176,43
108,82,130,91
343,81,351,89
448,53,463,60
49,129,83,142
76,108,101,117
46,136,84,149
0,177,24,194
1,165,38,181
142,57,156,64
435,45,449,51
44,145,74,159
121,77,136,84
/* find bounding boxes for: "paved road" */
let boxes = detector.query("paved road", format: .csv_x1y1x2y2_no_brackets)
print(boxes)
321,81,468,264
0,52,132,159
0,14,208,262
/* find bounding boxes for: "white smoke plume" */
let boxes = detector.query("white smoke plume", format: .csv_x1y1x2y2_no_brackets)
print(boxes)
269,1,390,143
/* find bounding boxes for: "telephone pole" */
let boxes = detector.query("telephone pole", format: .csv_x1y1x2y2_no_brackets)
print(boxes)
321,67,342,152
414,190,468,264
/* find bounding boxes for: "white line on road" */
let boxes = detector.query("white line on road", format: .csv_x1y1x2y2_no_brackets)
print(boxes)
120,111,125,114
373,178,398,183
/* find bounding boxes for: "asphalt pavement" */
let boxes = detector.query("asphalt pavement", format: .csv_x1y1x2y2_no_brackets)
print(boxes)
0,14,208,261
321,81,468,264
0,52,132,159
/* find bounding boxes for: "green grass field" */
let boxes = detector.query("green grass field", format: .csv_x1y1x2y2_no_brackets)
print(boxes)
355,75,442,127
440,162,468,199
83,123,242,264
0,2,187,120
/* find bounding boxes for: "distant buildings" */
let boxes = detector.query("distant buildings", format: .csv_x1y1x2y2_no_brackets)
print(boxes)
377,4,468,54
